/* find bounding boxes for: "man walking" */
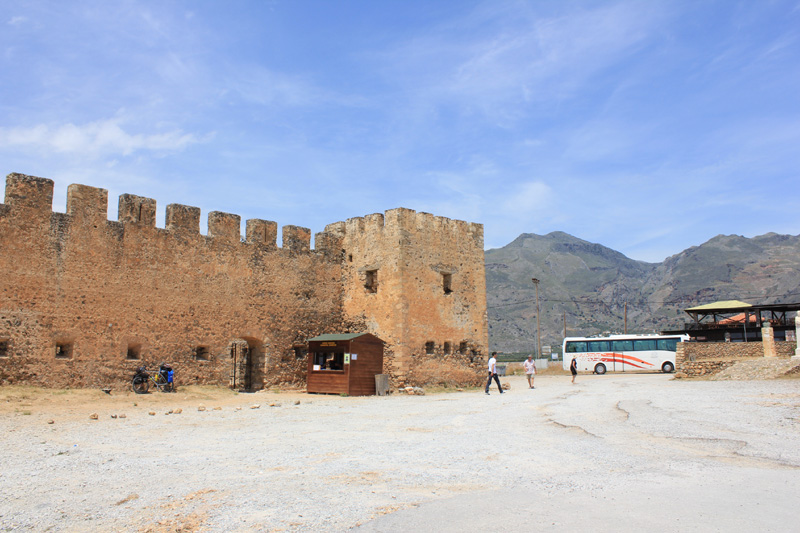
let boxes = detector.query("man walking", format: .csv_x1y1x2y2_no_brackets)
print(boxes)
523,354,536,389
485,352,504,395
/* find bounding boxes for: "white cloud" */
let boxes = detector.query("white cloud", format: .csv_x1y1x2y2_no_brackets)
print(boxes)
0,118,202,158
502,181,553,212
379,1,664,123
7,16,27,26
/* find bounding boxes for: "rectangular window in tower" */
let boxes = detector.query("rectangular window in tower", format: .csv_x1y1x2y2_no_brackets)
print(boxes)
0,340,8,357
365,269,378,293
443,342,452,355
126,344,141,360
55,342,73,359
442,273,453,294
195,346,210,361
425,341,435,354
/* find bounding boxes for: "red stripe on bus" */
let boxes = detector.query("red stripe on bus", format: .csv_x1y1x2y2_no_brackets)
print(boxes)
599,353,654,368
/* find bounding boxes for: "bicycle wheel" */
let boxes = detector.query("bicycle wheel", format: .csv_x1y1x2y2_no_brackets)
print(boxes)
132,375,149,394
154,373,169,393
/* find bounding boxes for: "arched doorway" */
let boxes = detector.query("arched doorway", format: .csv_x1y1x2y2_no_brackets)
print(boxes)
228,338,265,392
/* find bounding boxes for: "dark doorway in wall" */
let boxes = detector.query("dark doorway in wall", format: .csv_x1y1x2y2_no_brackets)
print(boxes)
230,340,251,391
229,338,265,392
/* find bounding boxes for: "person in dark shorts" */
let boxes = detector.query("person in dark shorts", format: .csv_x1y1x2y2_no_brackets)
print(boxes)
570,357,578,384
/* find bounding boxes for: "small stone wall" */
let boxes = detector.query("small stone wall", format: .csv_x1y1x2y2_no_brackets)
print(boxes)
676,339,798,378
678,360,738,378
776,342,796,357
678,342,763,362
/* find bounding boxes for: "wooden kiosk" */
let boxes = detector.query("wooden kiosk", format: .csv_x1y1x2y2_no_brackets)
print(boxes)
306,333,385,396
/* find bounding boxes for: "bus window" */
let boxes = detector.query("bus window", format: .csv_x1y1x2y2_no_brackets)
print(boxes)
612,340,634,352
633,339,657,351
587,341,610,352
657,338,678,351
565,341,586,353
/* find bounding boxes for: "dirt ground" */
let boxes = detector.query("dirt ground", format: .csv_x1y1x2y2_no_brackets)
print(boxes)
0,384,288,420
2,374,799,532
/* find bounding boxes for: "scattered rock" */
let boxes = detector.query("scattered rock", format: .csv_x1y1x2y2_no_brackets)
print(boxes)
173,408,182,414
250,404,261,409
502,383,510,390
89,413,99,420
269,402,279,407
198,405,206,412
47,419,54,424
111,414,117,419
119,414,126,419
148,411,156,416
235,406,242,411
213,406,222,411
294,400,301,405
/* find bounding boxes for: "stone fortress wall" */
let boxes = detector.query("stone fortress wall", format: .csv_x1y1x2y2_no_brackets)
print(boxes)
0,173,488,390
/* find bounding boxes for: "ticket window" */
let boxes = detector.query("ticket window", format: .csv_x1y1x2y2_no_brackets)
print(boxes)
313,351,345,371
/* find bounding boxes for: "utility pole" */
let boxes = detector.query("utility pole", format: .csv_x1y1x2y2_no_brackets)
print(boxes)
532,278,541,359
624,301,628,334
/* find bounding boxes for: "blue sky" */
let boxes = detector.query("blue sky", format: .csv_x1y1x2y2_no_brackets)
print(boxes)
1,1,798,262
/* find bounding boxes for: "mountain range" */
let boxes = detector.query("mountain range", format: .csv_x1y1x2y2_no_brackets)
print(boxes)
485,232,800,354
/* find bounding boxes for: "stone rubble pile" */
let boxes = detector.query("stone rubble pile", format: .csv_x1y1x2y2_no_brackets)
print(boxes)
710,358,800,380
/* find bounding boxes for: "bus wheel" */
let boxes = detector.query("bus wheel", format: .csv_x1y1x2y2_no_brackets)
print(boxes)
594,363,606,375
662,362,675,373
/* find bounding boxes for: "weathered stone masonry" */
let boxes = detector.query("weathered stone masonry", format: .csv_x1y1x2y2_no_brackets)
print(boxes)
0,173,488,390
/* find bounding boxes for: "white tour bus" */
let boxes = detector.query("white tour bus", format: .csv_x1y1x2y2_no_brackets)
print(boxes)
562,334,689,374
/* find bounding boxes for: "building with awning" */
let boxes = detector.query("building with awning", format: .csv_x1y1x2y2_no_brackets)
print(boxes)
662,300,800,342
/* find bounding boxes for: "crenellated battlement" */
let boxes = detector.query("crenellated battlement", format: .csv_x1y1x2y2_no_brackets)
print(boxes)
119,194,156,227
67,184,108,226
0,173,332,254
3,173,54,215
325,206,484,249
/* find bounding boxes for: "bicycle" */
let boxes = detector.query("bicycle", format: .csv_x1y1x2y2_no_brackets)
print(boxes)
131,363,175,394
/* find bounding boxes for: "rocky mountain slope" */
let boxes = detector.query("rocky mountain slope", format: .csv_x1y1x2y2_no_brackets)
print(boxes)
485,232,800,354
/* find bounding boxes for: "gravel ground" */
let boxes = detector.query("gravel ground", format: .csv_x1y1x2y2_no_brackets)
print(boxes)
1,373,799,532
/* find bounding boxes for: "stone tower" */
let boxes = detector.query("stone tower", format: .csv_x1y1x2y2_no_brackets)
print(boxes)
325,208,488,386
